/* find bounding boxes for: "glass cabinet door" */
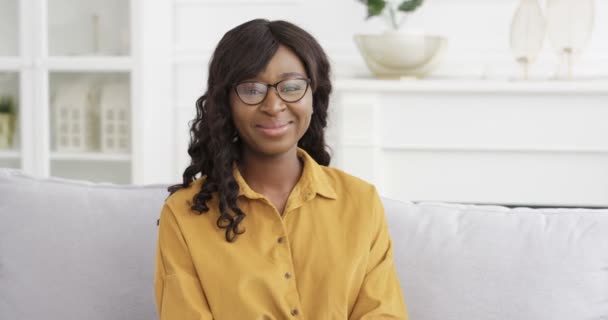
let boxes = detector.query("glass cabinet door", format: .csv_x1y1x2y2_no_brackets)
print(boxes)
49,72,131,183
46,0,133,184
48,0,130,56
0,0,19,56
0,72,20,168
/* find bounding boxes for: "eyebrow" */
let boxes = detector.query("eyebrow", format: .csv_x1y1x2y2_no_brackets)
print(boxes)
241,72,307,83
279,72,307,79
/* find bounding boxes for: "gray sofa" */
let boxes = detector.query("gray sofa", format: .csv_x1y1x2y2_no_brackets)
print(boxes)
1,168,607,320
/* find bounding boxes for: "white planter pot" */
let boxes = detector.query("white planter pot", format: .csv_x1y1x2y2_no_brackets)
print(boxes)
354,31,447,78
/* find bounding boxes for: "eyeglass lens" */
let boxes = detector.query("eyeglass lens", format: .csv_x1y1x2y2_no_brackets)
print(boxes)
236,79,308,105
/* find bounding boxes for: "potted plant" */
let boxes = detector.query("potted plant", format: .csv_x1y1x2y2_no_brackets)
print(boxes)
360,0,423,30
354,0,447,78
0,96,15,149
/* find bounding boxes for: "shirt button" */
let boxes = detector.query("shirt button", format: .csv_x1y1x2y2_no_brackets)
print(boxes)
291,308,299,316
284,272,292,279
277,236,285,244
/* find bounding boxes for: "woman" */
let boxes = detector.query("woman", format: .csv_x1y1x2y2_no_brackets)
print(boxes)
155,19,408,319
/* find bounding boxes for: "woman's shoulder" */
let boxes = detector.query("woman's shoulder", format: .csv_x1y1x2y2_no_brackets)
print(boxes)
160,176,220,236
164,175,210,214
319,166,384,224
320,166,377,197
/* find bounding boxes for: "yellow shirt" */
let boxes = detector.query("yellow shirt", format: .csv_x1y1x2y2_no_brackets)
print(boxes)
155,148,408,319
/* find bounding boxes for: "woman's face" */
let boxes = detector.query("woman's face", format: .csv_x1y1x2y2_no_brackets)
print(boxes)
230,45,313,158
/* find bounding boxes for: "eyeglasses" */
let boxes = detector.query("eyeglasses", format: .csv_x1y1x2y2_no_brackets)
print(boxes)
233,78,311,105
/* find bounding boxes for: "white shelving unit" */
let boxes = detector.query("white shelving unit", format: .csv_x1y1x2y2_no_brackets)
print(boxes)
0,0,175,185
0,68,20,170
330,77,608,207
0,0,19,171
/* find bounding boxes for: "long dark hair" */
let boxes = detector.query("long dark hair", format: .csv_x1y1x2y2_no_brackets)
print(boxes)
168,19,332,242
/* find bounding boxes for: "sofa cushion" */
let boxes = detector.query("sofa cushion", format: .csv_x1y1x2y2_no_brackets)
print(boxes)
383,198,608,320
0,169,167,320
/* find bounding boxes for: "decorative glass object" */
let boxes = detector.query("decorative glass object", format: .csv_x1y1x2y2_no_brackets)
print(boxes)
509,0,546,80
545,0,595,80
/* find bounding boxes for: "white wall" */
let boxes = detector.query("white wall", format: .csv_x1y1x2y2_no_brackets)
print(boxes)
173,0,608,79
172,0,608,179
2,0,606,203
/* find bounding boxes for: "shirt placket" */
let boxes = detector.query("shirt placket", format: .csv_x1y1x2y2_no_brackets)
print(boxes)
275,206,305,318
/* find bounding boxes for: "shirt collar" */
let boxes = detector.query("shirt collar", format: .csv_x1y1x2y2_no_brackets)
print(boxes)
233,148,337,201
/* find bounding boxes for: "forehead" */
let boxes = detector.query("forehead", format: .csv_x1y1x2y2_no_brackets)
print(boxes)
256,45,308,81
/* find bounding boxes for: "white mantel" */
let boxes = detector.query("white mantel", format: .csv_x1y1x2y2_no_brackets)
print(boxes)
328,78,608,207
334,77,608,94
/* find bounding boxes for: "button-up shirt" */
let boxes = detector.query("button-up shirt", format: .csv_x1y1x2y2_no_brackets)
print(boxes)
155,148,408,319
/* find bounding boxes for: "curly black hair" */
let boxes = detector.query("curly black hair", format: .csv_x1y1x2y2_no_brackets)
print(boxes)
168,19,332,242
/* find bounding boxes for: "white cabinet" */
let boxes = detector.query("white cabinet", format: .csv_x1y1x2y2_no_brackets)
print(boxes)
0,0,22,171
331,78,608,207
0,0,174,184
0,0,18,56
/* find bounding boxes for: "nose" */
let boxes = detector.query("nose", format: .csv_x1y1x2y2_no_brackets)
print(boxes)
259,87,286,116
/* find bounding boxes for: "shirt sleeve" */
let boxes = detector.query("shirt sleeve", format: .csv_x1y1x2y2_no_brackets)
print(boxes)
349,188,408,320
155,203,214,320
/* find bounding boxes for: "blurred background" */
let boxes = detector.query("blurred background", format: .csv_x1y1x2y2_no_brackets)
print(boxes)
0,0,607,207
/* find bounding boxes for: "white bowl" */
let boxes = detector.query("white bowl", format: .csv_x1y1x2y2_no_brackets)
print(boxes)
354,32,448,78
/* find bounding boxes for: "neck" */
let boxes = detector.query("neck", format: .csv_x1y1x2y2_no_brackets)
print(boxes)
238,146,303,195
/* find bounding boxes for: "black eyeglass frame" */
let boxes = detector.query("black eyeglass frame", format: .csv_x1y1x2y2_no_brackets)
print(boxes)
233,78,312,106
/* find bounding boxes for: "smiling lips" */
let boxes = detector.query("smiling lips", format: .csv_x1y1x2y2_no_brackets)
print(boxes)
255,122,292,137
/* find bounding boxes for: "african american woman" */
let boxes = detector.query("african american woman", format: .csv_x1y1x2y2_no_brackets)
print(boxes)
154,19,408,319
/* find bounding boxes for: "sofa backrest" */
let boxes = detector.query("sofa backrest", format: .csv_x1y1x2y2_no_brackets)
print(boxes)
2,169,608,320
383,198,608,320
0,169,166,320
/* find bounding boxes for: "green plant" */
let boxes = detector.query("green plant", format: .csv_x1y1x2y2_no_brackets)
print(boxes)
358,0,424,30
0,96,15,114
